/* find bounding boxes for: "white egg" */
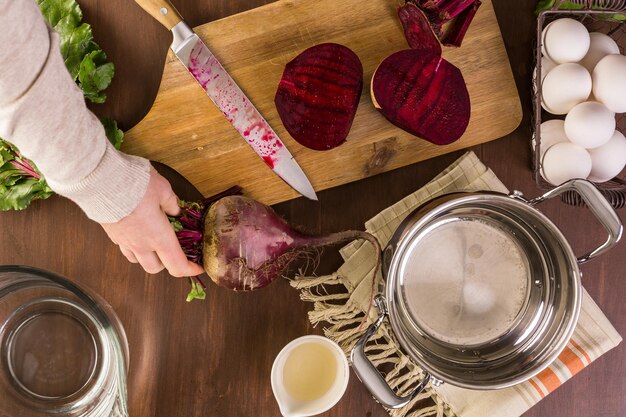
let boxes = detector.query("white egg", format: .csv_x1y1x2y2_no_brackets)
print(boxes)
541,56,557,82
564,101,616,149
533,119,569,158
540,21,554,57
533,57,558,94
541,142,592,186
593,54,626,113
588,130,626,182
542,18,590,64
542,63,592,115
579,32,620,73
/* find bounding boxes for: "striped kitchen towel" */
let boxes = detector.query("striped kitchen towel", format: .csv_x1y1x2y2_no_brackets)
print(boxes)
435,289,622,417
291,151,622,417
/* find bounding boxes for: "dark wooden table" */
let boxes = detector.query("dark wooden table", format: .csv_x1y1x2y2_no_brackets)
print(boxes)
1,1,624,416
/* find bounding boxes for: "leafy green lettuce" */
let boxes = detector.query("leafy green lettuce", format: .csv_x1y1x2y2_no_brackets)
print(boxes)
79,50,115,104
101,118,124,149
0,0,123,211
535,0,626,20
37,0,116,96
0,142,53,211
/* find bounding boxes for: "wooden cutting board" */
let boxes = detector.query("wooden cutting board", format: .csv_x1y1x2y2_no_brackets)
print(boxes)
123,0,522,204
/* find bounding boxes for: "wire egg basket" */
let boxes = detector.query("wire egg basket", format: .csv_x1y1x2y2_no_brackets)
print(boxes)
533,0,626,208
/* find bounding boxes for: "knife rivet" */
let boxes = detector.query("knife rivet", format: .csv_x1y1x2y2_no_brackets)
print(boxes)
160,7,168,15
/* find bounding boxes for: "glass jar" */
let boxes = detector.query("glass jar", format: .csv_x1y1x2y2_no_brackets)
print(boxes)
0,266,128,416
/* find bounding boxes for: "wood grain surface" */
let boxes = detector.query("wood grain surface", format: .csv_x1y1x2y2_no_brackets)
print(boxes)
0,1,624,417
133,0,184,30
122,0,522,204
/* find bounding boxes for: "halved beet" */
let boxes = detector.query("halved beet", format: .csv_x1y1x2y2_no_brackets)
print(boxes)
398,2,441,56
440,0,482,47
275,43,363,150
371,50,470,145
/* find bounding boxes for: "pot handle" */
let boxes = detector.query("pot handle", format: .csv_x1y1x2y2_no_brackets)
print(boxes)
529,179,623,264
350,295,431,409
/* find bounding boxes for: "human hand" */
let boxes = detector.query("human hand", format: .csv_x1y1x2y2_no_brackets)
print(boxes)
101,167,205,277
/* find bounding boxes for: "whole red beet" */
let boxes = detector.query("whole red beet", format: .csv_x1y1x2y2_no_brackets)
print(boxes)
173,194,380,292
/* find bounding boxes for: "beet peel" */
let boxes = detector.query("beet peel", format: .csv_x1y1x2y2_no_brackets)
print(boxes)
440,0,482,47
275,43,363,151
405,0,482,47
398,2,442,56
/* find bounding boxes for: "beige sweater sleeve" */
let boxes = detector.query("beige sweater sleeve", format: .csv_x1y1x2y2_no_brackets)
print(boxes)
0,1,151,223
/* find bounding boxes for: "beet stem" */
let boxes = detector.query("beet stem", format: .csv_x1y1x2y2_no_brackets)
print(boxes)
438,0,476,21
9,158,40,179
441,0,481,47
186,276,207,302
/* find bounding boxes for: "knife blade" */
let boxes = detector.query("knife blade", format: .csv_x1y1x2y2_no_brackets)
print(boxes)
134,0,317,200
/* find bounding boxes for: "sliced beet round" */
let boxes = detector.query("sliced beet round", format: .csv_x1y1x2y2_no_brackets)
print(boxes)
274,43,363,151
371,49,470,145
397,3,442,56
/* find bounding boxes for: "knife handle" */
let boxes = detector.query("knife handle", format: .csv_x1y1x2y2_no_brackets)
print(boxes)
134,0,183,30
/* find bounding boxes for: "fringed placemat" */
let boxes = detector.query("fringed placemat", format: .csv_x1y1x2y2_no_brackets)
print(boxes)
290,151,622,417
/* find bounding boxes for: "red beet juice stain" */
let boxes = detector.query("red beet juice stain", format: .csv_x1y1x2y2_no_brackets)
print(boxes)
187,40,285,168
262,155,276,169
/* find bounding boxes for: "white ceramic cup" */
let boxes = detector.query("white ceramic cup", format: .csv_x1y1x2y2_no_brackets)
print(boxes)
271,335,349,417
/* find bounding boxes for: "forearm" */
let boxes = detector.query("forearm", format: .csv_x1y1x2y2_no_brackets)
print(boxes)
0,0,150,223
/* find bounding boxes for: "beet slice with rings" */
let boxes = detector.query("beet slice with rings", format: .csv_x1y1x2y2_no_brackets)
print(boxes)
371,50,470,145
275,43,363,151
371,3,471,145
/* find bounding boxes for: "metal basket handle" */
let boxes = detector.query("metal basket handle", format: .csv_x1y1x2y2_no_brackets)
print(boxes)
529,179,623,264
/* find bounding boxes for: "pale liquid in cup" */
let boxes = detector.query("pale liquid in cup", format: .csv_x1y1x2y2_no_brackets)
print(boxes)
272,335,349,417
282,342,338,402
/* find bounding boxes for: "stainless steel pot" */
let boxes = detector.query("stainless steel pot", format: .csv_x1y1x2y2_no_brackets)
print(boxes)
350,180,623,408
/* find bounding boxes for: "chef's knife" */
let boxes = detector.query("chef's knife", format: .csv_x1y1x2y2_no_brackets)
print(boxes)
134,0,318,200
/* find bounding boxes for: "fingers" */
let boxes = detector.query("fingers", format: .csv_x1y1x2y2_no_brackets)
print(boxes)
120,243,200,278
161,191,181,217
104,167,205,277
154,215,204,277
185,261,205,276
134,251,165,275
157,244,205,277
156,173,181,217
120,246,138,263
